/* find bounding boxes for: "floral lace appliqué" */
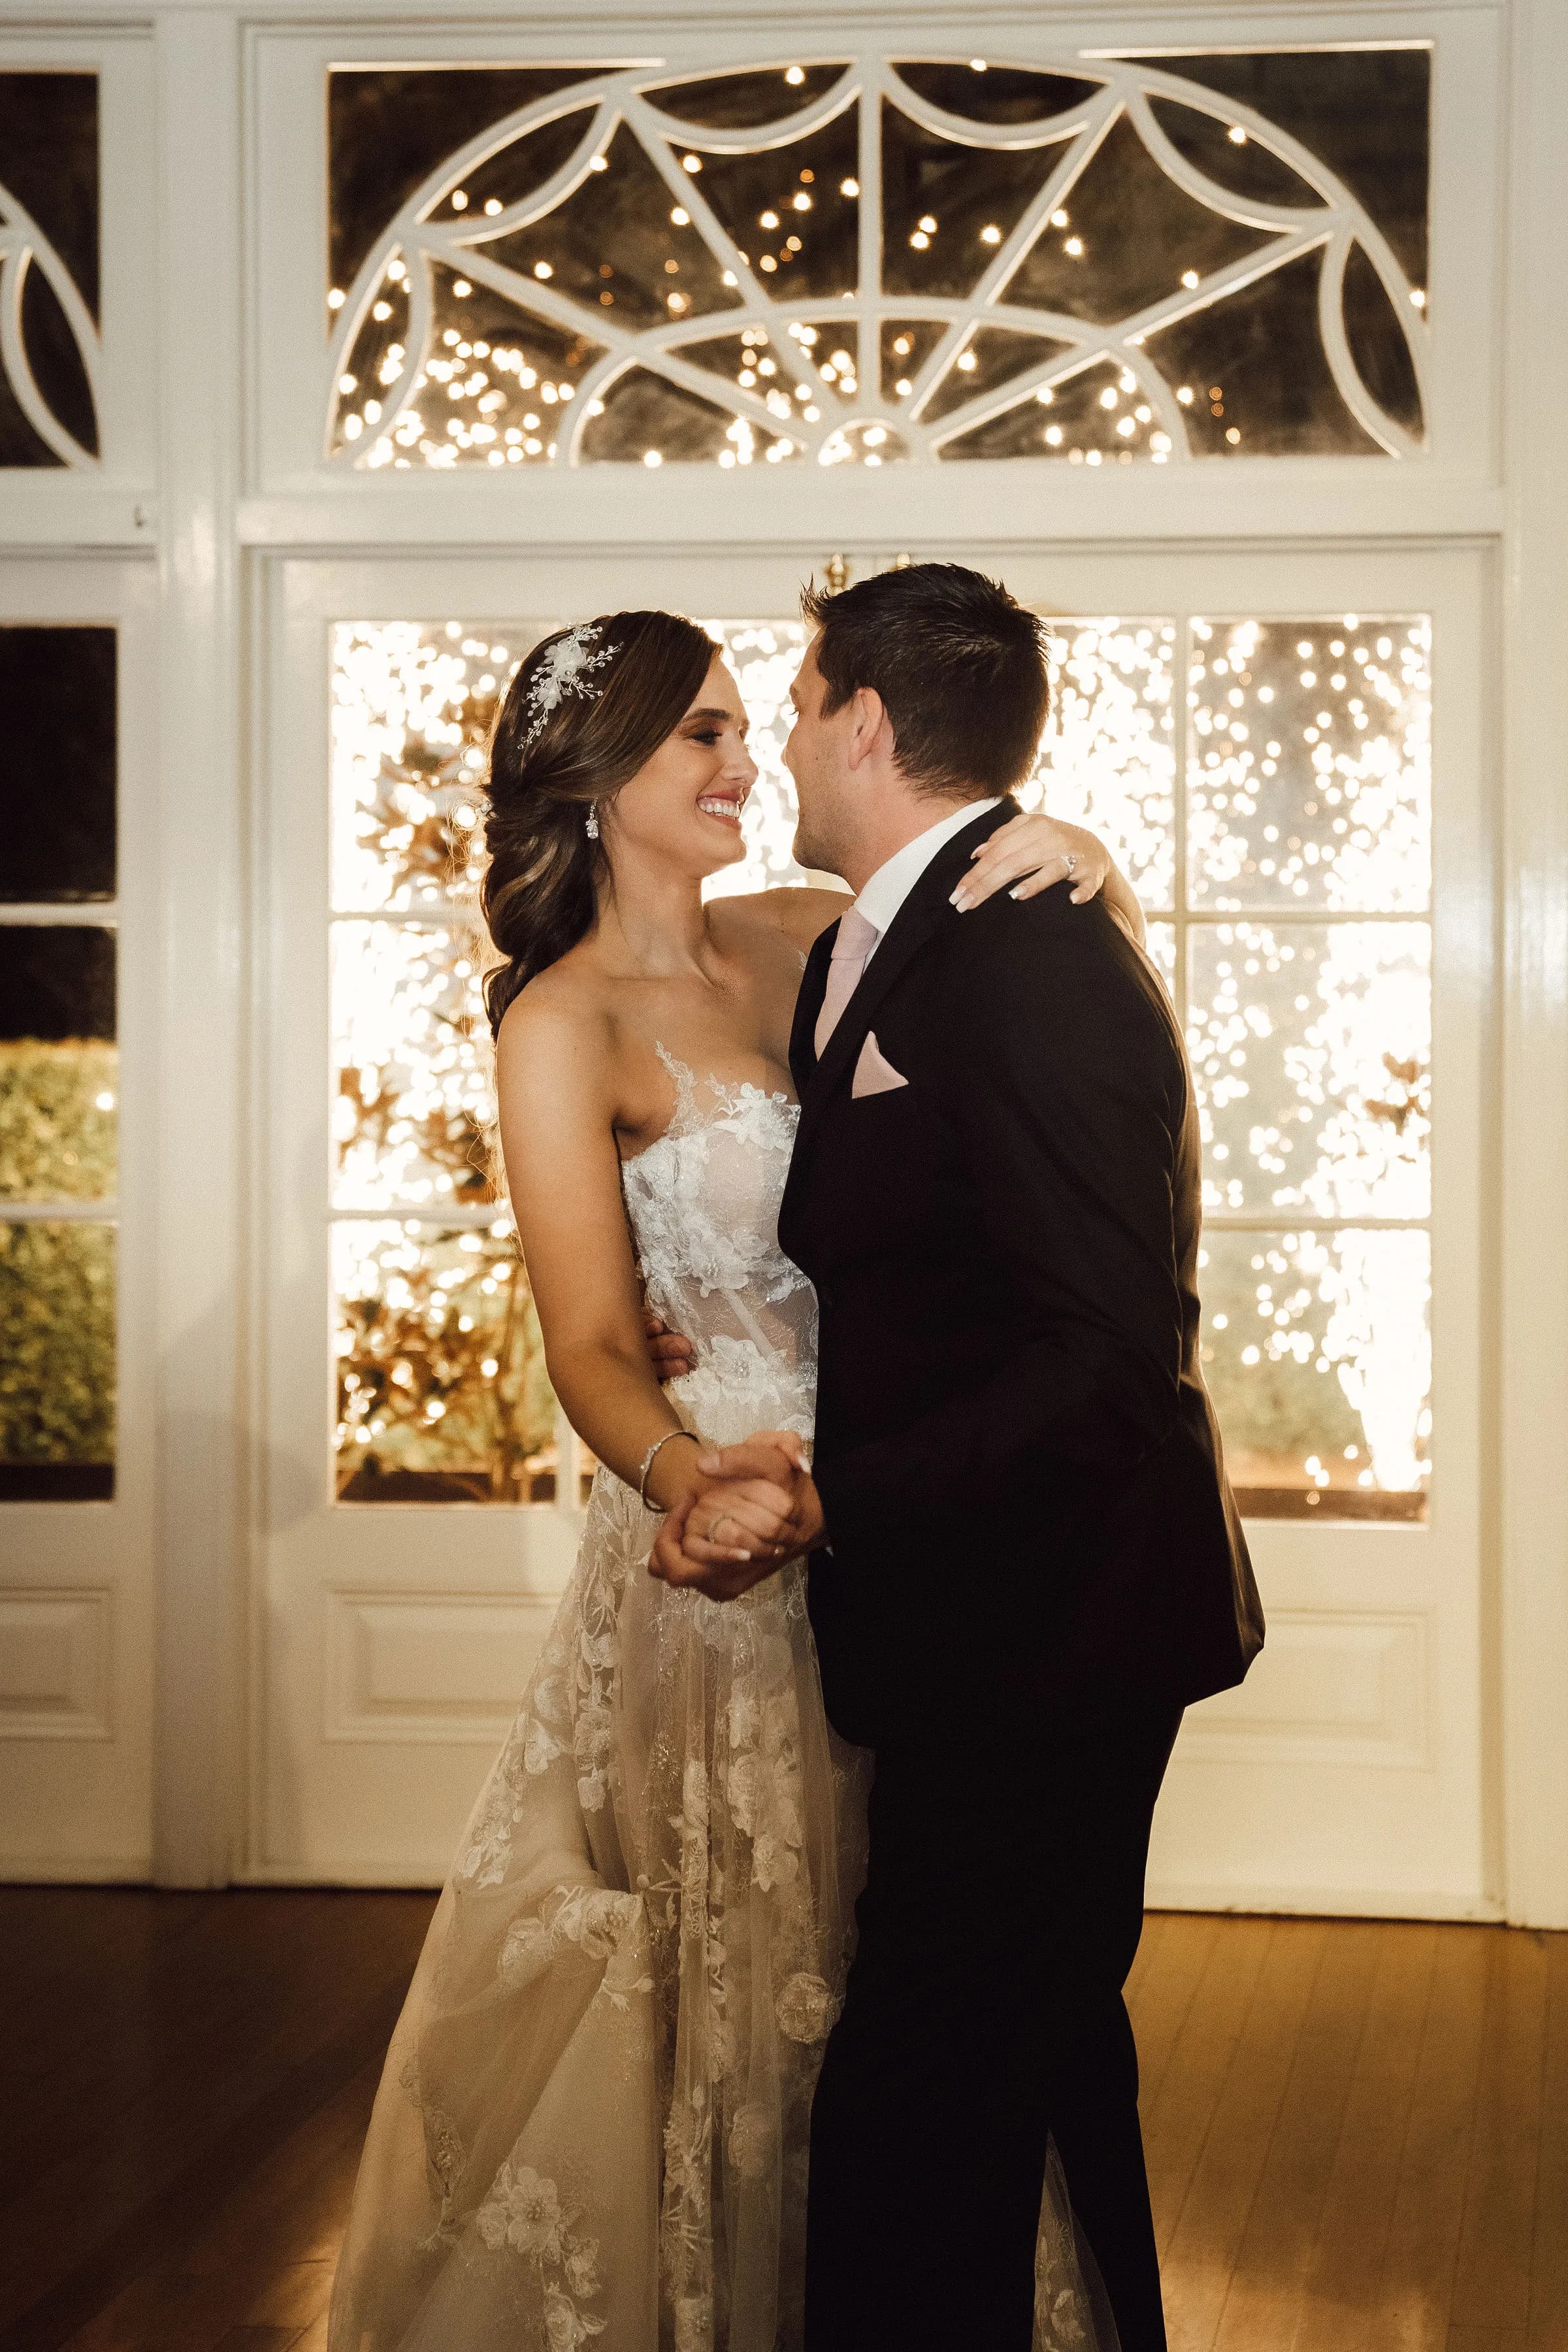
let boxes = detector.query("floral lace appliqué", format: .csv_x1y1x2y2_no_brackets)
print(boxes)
476,2161,608,2345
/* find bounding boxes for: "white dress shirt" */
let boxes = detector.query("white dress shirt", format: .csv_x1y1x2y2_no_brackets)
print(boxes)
852,798,1003,960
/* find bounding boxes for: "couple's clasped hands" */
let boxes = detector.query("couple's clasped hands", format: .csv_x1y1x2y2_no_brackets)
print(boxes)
649,1431,827,1601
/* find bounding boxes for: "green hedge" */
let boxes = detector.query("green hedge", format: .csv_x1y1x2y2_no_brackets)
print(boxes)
0,1039,117,1465
0,1219,115,1464
0,1038,118,1201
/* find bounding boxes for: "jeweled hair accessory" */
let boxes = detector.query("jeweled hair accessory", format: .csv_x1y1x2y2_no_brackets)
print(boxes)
520,621,615,753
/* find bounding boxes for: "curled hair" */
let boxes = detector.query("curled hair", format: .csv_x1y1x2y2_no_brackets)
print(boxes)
481,610,715,1034
801,561,1049,796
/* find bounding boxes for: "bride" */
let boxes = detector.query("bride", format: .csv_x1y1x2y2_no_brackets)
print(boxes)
328,608,1147,2352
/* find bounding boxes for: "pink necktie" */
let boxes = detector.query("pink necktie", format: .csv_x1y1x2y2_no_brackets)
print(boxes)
815,907,881,1056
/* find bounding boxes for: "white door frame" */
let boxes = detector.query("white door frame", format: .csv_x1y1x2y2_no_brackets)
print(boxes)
253,541,1490,1914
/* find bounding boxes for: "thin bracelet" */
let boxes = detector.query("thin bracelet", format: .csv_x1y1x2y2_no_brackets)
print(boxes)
638,1428,700,1511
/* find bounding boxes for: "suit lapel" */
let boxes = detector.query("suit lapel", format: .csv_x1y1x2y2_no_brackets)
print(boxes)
788,798,1017,1192
789,924,835,1100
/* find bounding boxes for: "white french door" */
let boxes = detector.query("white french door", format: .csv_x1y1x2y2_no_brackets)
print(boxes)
255,542,1491,1919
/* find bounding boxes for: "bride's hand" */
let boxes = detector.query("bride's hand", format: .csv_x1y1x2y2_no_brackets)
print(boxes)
949,811,1110,912
650,1478,794,1599
649,1433,827,1600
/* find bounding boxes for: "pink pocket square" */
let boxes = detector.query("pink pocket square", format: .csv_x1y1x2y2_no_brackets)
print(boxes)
851,1031,910,1098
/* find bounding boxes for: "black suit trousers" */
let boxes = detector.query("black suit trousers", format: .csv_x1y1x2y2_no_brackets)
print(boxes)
804,1691,1183,2352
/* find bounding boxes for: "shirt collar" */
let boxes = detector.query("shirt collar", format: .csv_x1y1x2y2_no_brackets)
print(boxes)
853,797,1004,943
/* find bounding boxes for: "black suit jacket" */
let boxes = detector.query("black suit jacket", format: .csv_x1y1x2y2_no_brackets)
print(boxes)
781,800,1264,1750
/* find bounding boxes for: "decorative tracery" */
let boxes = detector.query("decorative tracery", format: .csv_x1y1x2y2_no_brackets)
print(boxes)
327,50,1429,470
0,72,101,469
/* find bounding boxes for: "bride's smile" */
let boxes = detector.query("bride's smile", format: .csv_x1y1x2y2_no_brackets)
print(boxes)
696,783,747,828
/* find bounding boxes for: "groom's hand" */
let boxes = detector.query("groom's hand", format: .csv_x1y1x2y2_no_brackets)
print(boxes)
643,1309,696,1383
696,1433,828,1558
648,1434,827,1601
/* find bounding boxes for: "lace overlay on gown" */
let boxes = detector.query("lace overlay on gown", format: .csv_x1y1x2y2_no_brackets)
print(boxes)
328,1051,1109,2352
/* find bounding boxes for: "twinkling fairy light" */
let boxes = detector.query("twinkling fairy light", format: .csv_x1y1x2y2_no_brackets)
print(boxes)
1021,619,1177,905
1187,615,1433,1514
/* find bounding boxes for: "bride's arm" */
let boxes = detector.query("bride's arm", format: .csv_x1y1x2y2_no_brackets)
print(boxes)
956,812,1147,947
734,814,1145,952
496,997,701,1511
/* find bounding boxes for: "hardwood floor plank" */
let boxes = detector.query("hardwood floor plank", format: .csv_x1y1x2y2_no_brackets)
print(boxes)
7,1901,429,2352
51,2068,378,2352
1132,1913,1226,2117
237,2264,336,2336
1450,1929,1549,2331
0,1890,387,2232
1142,1917,1276,2259
8,1893,1566,2352
1292,1921,1442,2352
1377,1923,1494,2351
1207,1918,1386,2352
176,2059,382,2281
1164,1919,1328,2352
1526,1931,1568,2345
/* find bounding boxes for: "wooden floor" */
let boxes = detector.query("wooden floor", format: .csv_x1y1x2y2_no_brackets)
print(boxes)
0,1893,1563,2352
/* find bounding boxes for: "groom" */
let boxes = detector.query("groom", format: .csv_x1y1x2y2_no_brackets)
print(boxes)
654,562,1264,2351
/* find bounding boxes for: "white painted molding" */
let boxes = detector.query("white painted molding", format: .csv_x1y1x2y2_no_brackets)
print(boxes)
1177,1609,1431,1771
1498,0,1568,1931
323,1588,560,1744
0,1591,114,1740
1143,1882,1505,1921
233,474,1509,555
150,9,248,1886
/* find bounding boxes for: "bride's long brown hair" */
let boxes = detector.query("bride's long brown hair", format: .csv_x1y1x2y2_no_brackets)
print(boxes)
481,610,716,1035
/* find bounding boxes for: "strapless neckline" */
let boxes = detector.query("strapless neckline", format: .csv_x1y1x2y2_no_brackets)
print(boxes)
621,1044,796,1169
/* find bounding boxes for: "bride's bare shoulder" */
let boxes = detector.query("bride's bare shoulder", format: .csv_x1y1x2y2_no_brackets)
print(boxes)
495,958,617,1099
713,885,852,956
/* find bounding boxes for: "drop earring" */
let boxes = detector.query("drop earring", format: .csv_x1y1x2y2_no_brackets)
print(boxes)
585,806,600,840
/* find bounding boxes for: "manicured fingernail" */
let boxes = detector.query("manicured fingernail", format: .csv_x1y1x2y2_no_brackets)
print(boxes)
1009,885,1024,899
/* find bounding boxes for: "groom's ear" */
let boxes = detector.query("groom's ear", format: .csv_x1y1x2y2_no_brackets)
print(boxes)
845,685,889,772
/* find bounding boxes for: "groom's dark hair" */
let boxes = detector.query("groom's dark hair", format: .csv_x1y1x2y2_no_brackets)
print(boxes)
800,561,1050,797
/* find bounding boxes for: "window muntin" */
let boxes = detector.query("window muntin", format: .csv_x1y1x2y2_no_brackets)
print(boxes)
0,623,117,1499
324,47,1429,472
0,71,100,467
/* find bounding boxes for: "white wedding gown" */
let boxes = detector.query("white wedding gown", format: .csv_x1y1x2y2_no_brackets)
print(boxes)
329,1051,1111,2352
